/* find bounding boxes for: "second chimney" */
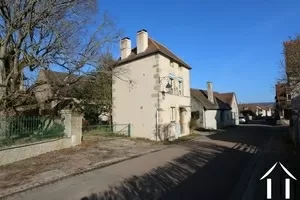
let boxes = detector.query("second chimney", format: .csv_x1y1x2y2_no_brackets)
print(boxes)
121,37,131,60
137,29,148,54
207,81,214,104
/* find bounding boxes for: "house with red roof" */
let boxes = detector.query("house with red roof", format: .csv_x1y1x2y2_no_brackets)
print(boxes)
112,29,191,141
191,82,239,130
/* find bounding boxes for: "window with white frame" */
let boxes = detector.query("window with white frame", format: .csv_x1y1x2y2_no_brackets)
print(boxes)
170,107,176,121
168,77,175,93
178,79,183,96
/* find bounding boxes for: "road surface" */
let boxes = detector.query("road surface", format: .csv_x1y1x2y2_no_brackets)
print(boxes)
3,121,298,200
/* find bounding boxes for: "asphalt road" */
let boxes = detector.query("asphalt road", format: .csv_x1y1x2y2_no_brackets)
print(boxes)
3,121,295,200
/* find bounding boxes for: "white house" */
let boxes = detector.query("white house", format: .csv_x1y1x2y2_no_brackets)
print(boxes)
112,29,191,141
191,82,239,130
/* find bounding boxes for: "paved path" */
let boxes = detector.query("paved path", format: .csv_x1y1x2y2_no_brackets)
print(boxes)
3,122,295,200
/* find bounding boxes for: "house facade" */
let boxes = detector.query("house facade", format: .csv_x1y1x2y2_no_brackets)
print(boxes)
191,82,238,130
214,91,239,126
34,70,82,111
275,82,291,119
112,29,191,141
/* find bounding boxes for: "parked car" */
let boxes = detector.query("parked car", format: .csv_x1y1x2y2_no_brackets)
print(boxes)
239,116,247,124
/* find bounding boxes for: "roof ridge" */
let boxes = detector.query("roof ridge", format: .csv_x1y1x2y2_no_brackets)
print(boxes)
149,38,161,50
149,37,190,66
219,92,234,94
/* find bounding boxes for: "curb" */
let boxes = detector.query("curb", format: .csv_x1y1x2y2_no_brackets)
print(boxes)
0,147,168,199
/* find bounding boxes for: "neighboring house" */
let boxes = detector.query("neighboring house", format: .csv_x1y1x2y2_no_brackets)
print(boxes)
34,70,110,123
214,90,239,126
112,29,191,141
190,82,238,130
34,69,82,111
275,82,291,119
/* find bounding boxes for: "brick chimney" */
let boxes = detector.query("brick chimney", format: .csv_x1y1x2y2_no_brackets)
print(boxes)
207,81,214,104
137,29,148,54
120,37,131,60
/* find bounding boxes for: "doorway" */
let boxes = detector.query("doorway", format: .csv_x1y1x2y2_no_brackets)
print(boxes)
179,107,187,135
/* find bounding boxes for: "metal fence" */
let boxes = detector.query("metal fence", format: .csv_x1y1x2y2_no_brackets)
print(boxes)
82,124,131,137
0,116,65,149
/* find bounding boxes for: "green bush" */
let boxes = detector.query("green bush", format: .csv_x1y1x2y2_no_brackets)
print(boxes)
39,123,65,139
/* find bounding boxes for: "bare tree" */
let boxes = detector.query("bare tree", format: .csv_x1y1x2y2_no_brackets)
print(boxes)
282,36,300,88
72,52,114,124
0,0,122,113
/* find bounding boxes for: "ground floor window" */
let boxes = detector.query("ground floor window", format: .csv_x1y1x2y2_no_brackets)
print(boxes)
170,107,176,122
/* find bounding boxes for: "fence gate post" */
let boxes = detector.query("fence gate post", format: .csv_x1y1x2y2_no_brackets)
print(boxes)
70,112,83,146
61,109,72,138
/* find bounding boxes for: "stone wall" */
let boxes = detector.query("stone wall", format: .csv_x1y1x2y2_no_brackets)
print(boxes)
0,109,83,166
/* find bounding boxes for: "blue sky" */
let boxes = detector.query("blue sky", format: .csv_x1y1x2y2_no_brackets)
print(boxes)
99,0,300,103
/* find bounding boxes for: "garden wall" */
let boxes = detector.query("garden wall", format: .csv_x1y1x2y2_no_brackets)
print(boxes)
0,109,83,166
0,138,72,166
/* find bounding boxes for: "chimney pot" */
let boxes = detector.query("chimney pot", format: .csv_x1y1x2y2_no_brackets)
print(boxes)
207,81,214,104
137,29,148,54
120,37,131,60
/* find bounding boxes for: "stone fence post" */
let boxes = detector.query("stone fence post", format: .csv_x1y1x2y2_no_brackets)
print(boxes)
61,109,83,146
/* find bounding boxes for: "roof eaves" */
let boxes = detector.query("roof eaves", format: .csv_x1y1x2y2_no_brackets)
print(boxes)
115,50,159,67
157,51,191,70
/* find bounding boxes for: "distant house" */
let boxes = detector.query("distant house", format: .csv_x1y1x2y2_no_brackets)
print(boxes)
191,82,239,130
239,103,273,118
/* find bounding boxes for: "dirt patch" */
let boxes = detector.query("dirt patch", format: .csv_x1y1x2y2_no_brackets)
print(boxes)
0,136,163,193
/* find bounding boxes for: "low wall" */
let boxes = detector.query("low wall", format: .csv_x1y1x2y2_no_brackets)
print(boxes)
0,138,73,166
0,109,83,166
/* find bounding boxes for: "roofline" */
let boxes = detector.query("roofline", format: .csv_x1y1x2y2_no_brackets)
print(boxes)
116,51,192,70
191,90,231,110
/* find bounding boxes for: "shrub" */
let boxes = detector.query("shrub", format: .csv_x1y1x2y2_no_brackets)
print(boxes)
40,123,65,139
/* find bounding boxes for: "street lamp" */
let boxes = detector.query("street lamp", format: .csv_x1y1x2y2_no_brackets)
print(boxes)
159,76,172,98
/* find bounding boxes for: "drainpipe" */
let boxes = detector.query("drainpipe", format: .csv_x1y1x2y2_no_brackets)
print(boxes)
156,109,159,141
156,77,160,142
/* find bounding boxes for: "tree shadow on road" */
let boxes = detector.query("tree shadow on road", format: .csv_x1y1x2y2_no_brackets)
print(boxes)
80,140,255,200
